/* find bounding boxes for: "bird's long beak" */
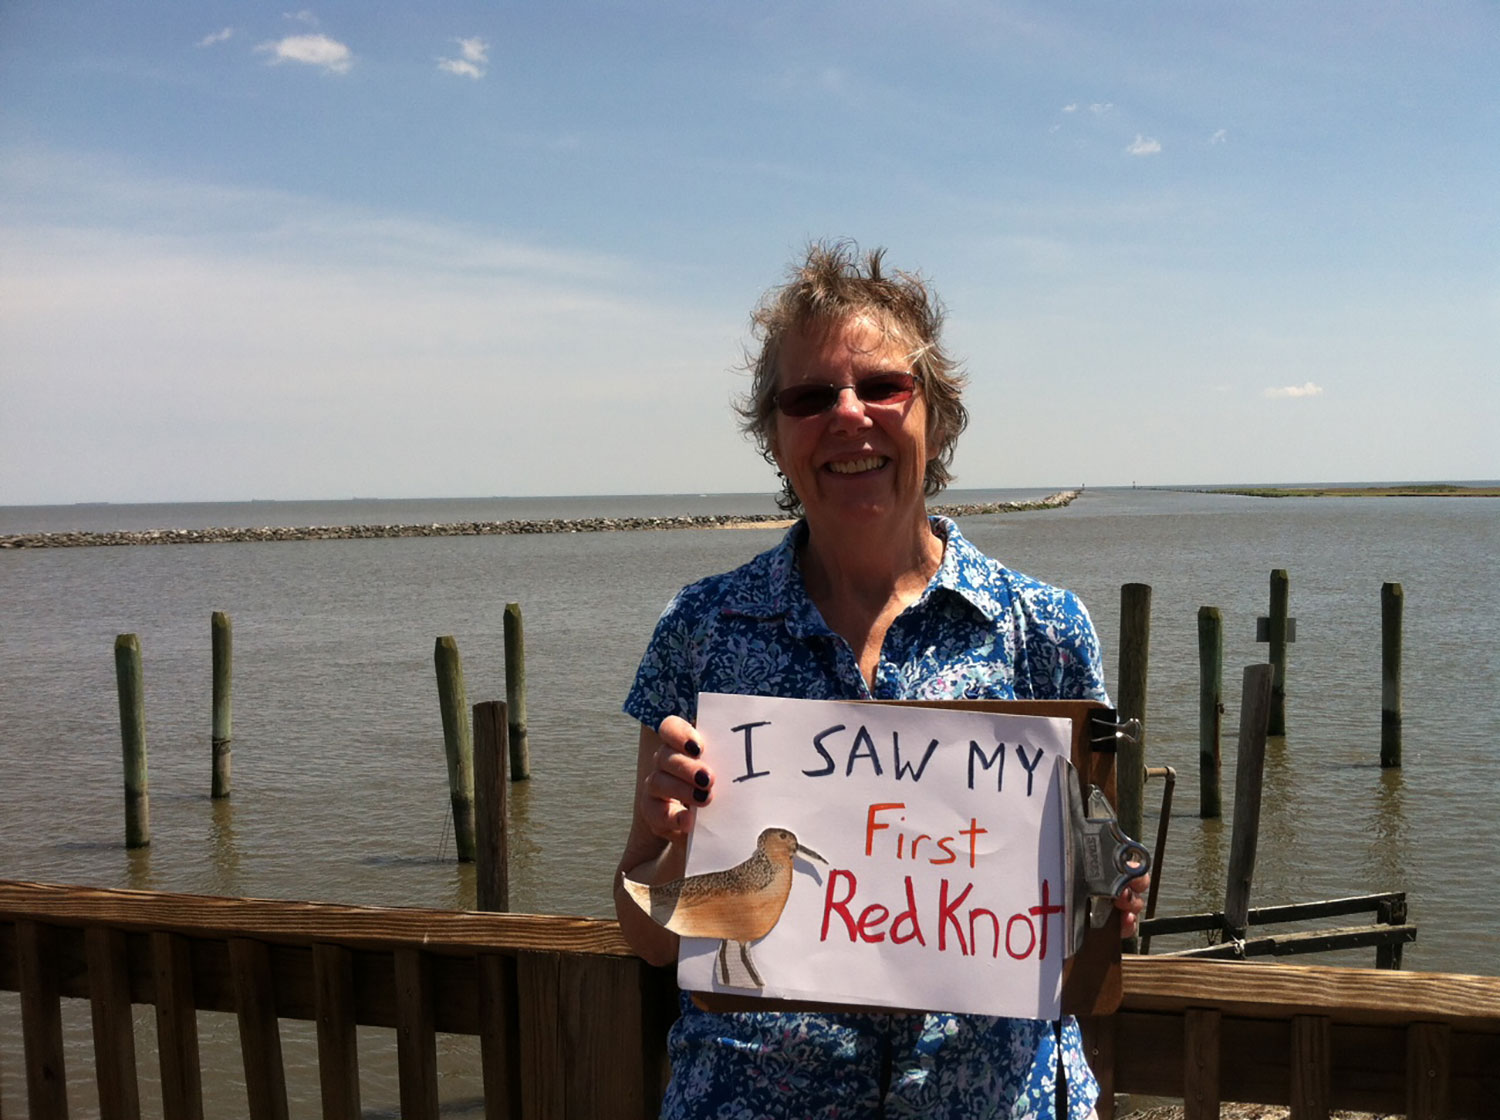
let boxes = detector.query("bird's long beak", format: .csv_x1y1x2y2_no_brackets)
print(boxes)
795,843,827,865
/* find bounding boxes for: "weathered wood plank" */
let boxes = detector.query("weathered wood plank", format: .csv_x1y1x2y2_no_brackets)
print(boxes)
1182,1007,1220,1120
1155,922,1417,962
312,943,361,1120
229,938,289,1120
85,926,141,1120
1140,891,1407,936
0,879,632,956
151,932,204,1120
394,948,438,1120
1406,1021,1449,1120
1289,1014,1330,1119
17,920,68,1120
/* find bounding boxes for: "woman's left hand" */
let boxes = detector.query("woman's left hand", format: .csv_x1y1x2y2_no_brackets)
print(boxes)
1115,873,1149,938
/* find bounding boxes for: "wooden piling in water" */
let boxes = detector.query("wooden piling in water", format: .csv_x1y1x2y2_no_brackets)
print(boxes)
504,603,531,780
1197,607,1223,818
1116,584,1151,850
211,611,233,799
1224,664,1275,936
114,634,151,849
434,637,476,862
473,700,510,912
1381,582,1404,768
1267,569,1290,735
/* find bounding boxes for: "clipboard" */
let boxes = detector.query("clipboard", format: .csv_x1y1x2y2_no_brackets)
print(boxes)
692,698,1127,1019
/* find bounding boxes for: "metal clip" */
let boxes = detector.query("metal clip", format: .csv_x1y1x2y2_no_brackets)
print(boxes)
1065,761,1151,955
1090,716,1143,747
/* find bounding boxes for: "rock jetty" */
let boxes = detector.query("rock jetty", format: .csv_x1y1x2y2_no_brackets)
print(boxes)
0,491,1079,550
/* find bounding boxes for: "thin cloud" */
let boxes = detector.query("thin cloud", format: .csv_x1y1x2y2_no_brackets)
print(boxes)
257,33,353,74
1126,134,1161,156
197,28,234,48
1061,103,1078,113
1265,382,1324,399
1209,129,1228,145
1088,102,1113,116
438,36,489,79
285,10,319,26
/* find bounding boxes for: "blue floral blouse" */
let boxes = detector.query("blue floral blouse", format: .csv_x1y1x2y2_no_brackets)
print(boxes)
625,517,1108,1120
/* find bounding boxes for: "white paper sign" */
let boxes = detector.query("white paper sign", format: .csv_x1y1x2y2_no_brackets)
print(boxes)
674,693,1074,1020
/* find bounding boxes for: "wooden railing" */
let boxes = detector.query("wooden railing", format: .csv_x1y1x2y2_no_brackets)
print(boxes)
2,879,1497,1119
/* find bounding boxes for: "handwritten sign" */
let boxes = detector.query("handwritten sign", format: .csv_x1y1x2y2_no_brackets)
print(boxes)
678,693,1075,1020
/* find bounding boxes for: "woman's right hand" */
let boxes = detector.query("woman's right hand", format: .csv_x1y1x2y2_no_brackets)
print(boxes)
637,714,715,843
616,716,715,964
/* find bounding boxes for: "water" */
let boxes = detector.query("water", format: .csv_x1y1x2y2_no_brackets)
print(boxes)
2,487,1497,1114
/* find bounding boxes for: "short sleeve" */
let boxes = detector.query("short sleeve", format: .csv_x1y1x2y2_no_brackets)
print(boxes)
622,590,700,730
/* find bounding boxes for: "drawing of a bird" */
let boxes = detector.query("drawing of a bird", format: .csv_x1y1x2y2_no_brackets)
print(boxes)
621,826,826,989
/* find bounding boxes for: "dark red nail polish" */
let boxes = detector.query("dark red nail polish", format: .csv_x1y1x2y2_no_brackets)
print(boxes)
692,788,708,803
694,770,710,788
683,739,701,758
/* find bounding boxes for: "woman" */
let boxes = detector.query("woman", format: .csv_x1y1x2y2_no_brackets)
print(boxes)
616,242,1143,1119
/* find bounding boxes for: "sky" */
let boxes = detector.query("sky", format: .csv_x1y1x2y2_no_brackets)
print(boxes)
1,1,1496,504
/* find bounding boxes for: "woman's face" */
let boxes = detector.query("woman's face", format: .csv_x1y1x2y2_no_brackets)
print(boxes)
770,314,935,529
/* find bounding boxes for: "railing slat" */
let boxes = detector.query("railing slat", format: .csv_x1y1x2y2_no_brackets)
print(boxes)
151,932,204,1120
1406,1021,1450,1120
312,943,361,1120
230,938,289,1120
1078,1016,1116,1120
18,920,69,1120
1182,1006,1220,1120
478,952,521,1120
86,926,141,1120
394,948,439,1120
1289,1014,1330,1119
559,954,649,1120
516,950,564,1120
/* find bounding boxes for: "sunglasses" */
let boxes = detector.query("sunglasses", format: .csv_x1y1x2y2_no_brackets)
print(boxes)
772,372,917,418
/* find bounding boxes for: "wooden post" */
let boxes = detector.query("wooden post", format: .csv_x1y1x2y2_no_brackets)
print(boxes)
1198,607,1223,819
1381,582,1404,768
115,634,151,849
473,700,511,912
504,602,531,780
1116,583,1151,847
434,637,475,863
1267,569,1290,735
211,611,233,799
1224,664,1274,937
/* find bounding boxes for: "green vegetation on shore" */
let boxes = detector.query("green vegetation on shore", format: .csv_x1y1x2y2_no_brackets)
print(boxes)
1211,484,1498,499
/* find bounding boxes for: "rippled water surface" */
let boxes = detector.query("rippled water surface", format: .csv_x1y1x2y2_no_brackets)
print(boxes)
2,487,1496,1115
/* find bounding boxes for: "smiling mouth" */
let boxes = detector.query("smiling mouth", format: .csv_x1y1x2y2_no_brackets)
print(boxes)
827,457,888,475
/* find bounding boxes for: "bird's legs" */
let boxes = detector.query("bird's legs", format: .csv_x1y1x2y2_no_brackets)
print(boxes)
714,939,766,989
739,942,764,988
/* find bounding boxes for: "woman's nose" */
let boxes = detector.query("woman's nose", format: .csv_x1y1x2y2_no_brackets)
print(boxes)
828,385,872,426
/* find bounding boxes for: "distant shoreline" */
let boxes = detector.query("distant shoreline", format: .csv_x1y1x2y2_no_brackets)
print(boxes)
0,490,1080,550
1208,484,1498,498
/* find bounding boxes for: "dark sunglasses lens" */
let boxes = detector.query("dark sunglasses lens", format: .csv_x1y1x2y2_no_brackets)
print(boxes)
858,374,915,403
776,385,839,416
